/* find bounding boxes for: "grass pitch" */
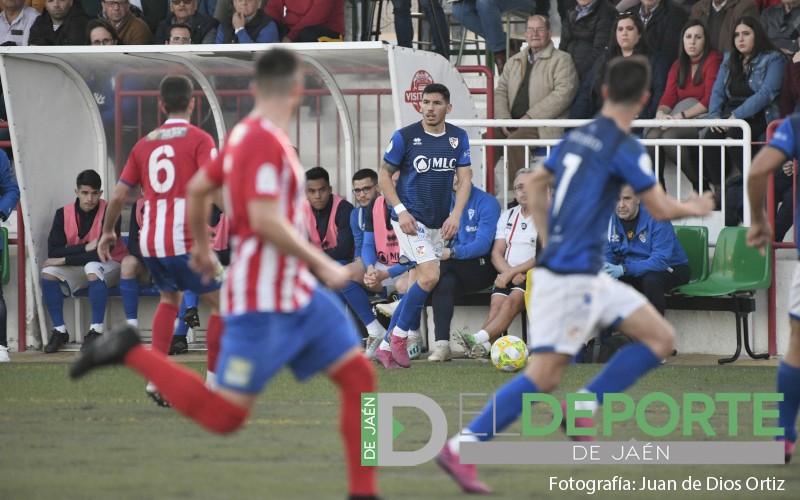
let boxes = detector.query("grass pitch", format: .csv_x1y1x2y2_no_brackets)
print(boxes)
1,357,798,499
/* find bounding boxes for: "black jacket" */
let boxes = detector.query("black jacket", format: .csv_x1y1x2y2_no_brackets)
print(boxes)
624,0,688,65
28,0,91,46
217,10,274,44
154,12,220,45
559,0,617,82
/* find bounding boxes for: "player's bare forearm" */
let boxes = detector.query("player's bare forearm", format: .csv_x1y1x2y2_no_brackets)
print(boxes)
102,182,129,235
451,167,473,218
639,184,714,221
748,146,788,224
248,199,339,276
378,163,401,208
528,167,553,246
490,240,511,273
186,170,216,256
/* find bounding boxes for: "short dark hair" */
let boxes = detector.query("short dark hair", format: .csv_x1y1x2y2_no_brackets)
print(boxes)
352,168,378,184
168,23,194,40
604,56,651,105
160,75,194,114
422,83,450,104
306,166,330,184
86,19,122,45
76,169,102,190
254,48,301,97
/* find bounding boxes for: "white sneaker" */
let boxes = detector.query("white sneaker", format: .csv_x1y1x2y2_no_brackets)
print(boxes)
0,345,10,362
428,343,452,362
375,301,400,318
364,335,382,359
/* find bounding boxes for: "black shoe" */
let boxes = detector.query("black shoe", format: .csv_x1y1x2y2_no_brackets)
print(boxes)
169,335,189,355
183,307,200,329
44,329,69,354
80,329,102,352
70,324,141,379
145,383,172,408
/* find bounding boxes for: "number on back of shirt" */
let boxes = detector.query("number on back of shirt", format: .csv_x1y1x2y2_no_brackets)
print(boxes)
552,152,582,216
148,145,176,194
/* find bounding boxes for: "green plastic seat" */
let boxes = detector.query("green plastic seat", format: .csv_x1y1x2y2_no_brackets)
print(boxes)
1,227,8,285
674,225,709,286
676,226,771,297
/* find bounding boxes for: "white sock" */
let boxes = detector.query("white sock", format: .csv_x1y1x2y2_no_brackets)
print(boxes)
366,320,386,338
448,429,479,454
574,389,599,416
90,323,104,333
378,340,391,351
127,319,139,327
408,330,422,344
435,340,449,348
474,330,490,344
393,327,408,339
54,325,67,333
481,341,491,351
206,371,217,388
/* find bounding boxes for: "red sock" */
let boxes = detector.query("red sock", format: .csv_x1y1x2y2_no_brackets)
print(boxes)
124,345,249,433
330,353,378,497
206,314,223,374
151,302,179,355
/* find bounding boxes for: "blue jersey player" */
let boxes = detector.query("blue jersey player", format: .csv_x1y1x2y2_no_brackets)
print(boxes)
748,114,800,464
373,83,473,369
437,56,714,493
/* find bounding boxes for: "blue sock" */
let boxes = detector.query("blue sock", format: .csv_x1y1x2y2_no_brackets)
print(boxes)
384,297,407,342
777,361,800,443
119,278,139,321
183,290,198,309
468,374,539,441
88,280,108,325
397,283,429,331
41,279,65,328
585,343,661,404
340,281,377,325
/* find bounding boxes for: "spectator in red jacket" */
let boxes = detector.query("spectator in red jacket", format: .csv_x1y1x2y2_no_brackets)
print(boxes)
265,0,343,42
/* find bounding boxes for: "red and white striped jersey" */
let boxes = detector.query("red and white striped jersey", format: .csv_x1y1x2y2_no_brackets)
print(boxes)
205,116,317,315
121,119,216,258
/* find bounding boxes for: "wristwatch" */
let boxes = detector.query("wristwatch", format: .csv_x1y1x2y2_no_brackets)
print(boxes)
621,265,627,275
450,247,457,259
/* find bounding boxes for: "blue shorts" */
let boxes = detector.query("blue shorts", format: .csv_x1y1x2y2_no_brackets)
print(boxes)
215,287,361,394
142,255,221,295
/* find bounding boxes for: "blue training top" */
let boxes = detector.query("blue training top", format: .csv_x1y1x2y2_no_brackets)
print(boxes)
766,114,800,257
539,115,657,274
383,121,471,229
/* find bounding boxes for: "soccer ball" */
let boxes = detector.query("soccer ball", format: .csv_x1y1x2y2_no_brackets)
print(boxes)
490,335,529,373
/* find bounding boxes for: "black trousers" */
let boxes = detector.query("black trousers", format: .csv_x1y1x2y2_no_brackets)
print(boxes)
619,264,691,316
430,255,497,342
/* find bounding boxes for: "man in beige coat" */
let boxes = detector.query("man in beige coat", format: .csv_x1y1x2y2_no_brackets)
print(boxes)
493,15,578,183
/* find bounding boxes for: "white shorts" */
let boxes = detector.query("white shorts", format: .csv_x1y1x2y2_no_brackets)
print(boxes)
42,261,122,295
391,219,443,265
788,264,800,320
527,268,647,356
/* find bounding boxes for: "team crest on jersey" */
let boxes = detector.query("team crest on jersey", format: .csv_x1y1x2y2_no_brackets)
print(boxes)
449,137,458,149
468,209,475,220
413,137,422,146
416,245,426,256
639,231,647,243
